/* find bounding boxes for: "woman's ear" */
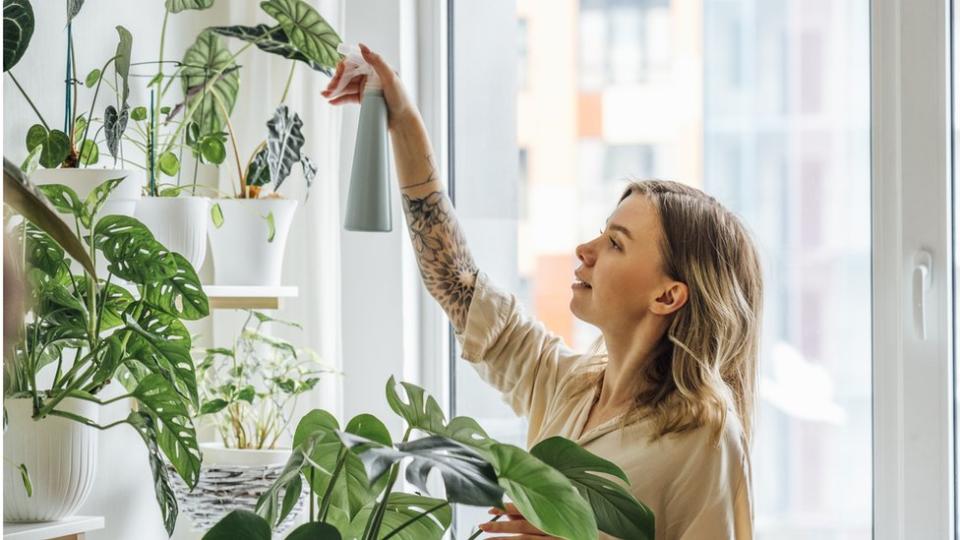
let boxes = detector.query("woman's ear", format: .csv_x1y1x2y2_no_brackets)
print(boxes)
652,281,688,315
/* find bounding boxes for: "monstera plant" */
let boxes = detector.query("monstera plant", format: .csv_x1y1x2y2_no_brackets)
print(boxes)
3,160,208,534
201,377,656,540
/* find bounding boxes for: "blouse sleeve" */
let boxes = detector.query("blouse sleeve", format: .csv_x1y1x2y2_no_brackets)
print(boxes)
453,271,582,424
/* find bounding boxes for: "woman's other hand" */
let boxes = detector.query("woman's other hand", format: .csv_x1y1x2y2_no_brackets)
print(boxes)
478,503,562,539
321,43,416,130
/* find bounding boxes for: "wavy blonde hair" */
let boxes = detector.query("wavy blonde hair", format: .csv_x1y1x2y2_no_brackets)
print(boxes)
581,180,763,445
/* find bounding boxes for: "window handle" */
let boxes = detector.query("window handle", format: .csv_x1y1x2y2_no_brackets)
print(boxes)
912,250,933,340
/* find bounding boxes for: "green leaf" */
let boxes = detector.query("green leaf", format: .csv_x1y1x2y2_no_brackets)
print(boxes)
160,105,170,114
200,398,228,415
130,106,147,121
144,252,209,320
264,211,276,242
66,0,84,22
200,137,226,164
286,522,342,540
4,0,35,72
158,151,180,176
292,411,389,521
26,124,70,168
182,30,239,136
202,509,271,540
81,176,125,228
530,436,654,540
166,0,214,13
78,140,98,166
210,202,224,228
348,493,450,540
17,463,32,497
343,434,504,508
84,68,101,87
255,440,310,526
211,24,332,74
37,183,83,217
94,215,177,283
261,0,343,70
249,310,302,328
104,104,128,160
236,385,255,403
245,147,270,187
114,25,132,105
266,105,305,190
131,373,202,489
3,162,96,276
127,411,179,536
301,155,317,197
489,443,597,540
19,222,65,276
123,306,198,407
20,143,40,174
385,376,446,434
73,115,87,141
86,333,126,389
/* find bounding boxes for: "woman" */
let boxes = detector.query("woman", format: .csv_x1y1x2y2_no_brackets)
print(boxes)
324,44,762,540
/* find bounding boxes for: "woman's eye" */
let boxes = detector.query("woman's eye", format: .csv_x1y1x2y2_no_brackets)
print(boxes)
607,236,621,250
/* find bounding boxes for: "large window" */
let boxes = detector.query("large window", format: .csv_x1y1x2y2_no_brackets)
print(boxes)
450,0,872,538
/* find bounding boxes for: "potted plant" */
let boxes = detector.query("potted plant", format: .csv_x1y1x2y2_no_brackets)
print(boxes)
4,0,144,247
169,310,336,533
201,377,656,540
2,160,207,534
201,0,341,286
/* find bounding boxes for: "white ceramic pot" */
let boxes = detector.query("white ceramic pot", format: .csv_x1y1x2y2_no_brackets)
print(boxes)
168,443,303,532
135,196,209,271
3,397,100,522
207,199,298,286
31,168,144,219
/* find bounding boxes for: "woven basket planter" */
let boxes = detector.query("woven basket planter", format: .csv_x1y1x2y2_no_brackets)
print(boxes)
167,443,305,533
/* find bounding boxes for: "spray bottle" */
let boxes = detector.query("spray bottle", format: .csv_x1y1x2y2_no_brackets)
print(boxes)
329,43,392,232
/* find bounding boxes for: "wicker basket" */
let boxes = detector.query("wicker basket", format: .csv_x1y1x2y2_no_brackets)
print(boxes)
167,443,305,533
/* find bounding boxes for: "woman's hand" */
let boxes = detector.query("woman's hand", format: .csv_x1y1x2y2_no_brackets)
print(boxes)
321,43,417,131
478,504,561,539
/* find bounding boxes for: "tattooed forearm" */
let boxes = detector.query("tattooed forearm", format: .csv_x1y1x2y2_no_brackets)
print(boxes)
401,189,478,332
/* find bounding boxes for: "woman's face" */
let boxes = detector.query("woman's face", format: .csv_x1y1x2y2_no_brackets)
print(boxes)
571,193,684,333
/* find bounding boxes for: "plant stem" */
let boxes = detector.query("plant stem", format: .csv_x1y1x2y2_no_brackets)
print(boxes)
211,92,245,197
64,22,72,133
465,514,503,540
363,427,412,540
280,62,296,104
78,56,119,162
70,24,79,148
318,447,347,522
310,466,316,522
7,72,50,129
380,501,450,540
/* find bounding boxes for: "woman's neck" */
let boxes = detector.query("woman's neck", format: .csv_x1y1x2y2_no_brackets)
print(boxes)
597,319,669,410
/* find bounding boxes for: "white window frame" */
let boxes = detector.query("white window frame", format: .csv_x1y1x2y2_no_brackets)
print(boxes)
872,0,955,537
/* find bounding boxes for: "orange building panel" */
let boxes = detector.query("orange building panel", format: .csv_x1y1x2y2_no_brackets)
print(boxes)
534,254,575,344
578,92,603,138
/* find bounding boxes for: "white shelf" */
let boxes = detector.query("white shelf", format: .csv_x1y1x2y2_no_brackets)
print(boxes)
202,285,299,310
4,516,104,540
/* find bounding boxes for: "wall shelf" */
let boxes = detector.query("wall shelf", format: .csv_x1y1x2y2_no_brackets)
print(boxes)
4,516,105,540
202,285,299,310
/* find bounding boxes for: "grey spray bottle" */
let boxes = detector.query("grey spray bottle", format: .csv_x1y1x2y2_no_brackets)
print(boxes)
334,44,392,232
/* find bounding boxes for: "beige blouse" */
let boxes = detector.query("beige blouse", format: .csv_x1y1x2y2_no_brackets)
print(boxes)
454,272,753,540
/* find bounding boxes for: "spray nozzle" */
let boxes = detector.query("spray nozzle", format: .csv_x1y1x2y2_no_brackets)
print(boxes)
327,43,382,99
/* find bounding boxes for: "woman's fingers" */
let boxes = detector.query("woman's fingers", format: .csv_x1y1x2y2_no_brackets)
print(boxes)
359,43,396,86
478,518,545,535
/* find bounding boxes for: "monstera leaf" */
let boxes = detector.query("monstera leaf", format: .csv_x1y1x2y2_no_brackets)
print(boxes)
143,252,209,321
202,510,272,540
340,433,504,509
3,0,34,72
385,376,447,434
261,0,342,70
131,373,202,489
211,24,331,73
181,30,239,136
531,436,654,540
94,215,177,283
266,105,304,191
166,0,213,13
343,493,451,540
127,411,180,536
123,306,197,407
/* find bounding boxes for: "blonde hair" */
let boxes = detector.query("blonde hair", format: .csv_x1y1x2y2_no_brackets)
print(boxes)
581,180,763,445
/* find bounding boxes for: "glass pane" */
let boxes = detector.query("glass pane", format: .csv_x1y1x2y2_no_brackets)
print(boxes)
453,0,871,538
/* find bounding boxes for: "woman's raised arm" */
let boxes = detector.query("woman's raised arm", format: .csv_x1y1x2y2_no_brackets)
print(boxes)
323,44,478,332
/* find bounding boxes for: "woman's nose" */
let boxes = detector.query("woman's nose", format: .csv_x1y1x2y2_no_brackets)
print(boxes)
576,241,596,266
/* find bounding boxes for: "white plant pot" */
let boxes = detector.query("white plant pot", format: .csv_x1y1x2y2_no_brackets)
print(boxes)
168,443,304,532
135,196,209,271
3,397,100,522
207,199,298,286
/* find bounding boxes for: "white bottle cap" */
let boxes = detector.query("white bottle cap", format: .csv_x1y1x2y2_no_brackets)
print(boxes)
327,43,382,99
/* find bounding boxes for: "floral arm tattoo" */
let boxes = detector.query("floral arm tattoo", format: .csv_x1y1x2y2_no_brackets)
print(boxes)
401,188,478,333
